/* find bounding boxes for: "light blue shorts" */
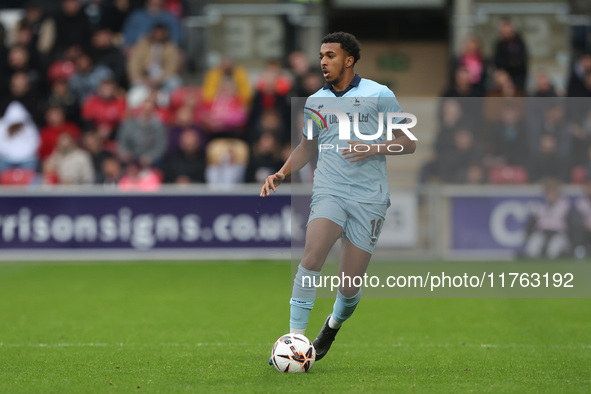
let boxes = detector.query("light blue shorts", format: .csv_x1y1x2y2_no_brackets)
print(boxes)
307,194,388,254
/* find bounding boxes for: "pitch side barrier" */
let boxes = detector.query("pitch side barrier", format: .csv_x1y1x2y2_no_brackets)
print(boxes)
0,184,586,261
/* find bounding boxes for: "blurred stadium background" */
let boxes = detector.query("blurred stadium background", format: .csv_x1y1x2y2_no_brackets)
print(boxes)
0,0,590,261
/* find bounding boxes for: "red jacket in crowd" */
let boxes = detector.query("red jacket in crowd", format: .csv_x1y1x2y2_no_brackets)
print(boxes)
39,122,81,160
82,95,127,135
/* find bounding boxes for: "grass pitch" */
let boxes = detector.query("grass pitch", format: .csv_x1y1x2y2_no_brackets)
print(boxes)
0,261,589,393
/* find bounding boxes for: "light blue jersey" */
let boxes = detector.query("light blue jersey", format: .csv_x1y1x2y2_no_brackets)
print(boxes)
303,74,404,206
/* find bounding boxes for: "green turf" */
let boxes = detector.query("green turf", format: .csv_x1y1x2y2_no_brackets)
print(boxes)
0,261,589,393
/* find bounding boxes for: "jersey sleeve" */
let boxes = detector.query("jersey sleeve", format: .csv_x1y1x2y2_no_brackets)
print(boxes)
302,98,321,140
378,86,406,131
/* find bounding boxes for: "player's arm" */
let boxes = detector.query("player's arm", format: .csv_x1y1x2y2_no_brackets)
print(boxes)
260,138,317,197
342,129,416,163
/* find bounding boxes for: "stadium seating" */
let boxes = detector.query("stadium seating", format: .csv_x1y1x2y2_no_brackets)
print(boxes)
488,165,529,185
571,165,587,184
0,168,37,185
47,60,76,84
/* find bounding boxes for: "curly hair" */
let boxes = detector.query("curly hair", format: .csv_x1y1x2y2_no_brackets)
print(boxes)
321,32,361,64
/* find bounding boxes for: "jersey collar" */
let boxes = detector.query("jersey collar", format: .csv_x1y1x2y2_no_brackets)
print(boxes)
323,74,361,97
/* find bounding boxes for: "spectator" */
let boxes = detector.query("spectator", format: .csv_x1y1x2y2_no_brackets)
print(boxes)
452,36,486,96
164,128,206,184
97,156,122,187
527,101,570,155
12,21,45,81
443,66,477,98
81,78,127,139
50,0,93,57
494,18,529,91
0,101,40,172
568,107,591,167
81,131,113,180
439,129,483,183
521,178,572,258
99,0,133,34
435,98,471,152
68,52,114,102
167,105,205,156
3,44,42,92
485,69,525,122
202,57,252,107
163,0,188,21
465,163,487,184
122,0,181,48
572,178,591,258
118,160,161,191
529,134,569,182
205,139,249,185
83,0,109,28
244,132,283,183
47,78,80,125
299,71,324,98
248,60,291,132
249,108,287,146
45,133,94,185
419,98,472,184
89,28,127,89
127,23,181,107
486,69,524,98
200,79,249,139
38,105,81,161
486,105,527,167
0,72,45,127
566,52,591,97
531,71,558,97
117,98,167,167
40,159,59,185
288,50,315,97
13,1,54,58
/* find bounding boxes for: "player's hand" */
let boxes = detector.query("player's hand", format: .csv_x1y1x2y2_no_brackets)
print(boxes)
342,141,375,163
260,172,286,197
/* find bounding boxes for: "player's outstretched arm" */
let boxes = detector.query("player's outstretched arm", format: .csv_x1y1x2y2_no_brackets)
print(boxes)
260,138,317,197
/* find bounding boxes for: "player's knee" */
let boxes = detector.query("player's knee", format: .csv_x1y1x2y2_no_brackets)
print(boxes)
300,250,325,271
338,286,361,299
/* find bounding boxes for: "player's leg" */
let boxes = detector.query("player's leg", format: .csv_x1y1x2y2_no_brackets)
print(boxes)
546,231,569,258
290,217,343,335
524,230,545,258
313,236,371,361
313,201,386,361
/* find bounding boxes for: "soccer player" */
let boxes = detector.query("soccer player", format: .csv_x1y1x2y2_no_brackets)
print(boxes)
261,32,416,362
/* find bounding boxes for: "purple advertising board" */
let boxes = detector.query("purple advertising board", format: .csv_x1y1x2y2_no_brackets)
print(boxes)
0,193,304,253
451,194,580,252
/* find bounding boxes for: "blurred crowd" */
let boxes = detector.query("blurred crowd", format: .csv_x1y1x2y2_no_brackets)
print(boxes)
2,3,591,190
424,19,591,186
0,0,324,189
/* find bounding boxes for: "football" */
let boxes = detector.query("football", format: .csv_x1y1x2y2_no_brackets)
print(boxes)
270,333,316,373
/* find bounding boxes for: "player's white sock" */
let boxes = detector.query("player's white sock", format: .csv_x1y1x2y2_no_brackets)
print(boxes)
328,315,342,329
290,328,306,335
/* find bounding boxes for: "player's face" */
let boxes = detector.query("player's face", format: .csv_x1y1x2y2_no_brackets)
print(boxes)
319,43,352,86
